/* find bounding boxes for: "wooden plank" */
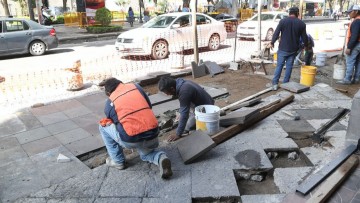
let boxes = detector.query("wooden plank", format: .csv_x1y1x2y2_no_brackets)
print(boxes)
296,144,358,195
211,95,294,144
307,155,359,203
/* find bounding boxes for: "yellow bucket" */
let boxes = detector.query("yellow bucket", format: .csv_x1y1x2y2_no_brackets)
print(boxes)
273,52,277,67
300,66,317,86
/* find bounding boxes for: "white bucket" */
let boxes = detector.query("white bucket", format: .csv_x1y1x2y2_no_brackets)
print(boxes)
316,53,327,67
333,64,346,80
195,105,220,135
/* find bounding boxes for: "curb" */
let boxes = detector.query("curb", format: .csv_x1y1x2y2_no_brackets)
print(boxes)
58,33,120,44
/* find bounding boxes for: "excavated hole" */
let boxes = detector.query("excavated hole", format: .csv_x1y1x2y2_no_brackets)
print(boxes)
266,150,313,168
235,170,279,195
192,197,241,203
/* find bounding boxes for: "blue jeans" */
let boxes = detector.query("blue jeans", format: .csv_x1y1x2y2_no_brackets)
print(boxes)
99,124,164,165
272,50,297,85
344,42,360,82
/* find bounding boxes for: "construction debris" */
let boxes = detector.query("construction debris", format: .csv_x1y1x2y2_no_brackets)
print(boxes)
57,153,71,163
282,110,301,120
288,152,299,160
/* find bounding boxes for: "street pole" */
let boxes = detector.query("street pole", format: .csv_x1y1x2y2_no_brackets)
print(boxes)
192,0,199,64
139,0,143,23
257,0,261,53
299,0,304,19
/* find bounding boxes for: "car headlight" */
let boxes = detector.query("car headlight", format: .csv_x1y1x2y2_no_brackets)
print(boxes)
117,38,133,43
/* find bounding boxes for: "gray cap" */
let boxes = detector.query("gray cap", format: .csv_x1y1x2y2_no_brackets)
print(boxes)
347,5,360,13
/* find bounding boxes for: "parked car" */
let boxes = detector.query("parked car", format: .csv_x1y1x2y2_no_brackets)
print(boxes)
214,13,238,32
0,17,58,56
237,11,288,41
115,12,227,60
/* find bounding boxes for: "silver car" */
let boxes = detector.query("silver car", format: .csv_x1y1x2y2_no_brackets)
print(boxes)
0,17,58,56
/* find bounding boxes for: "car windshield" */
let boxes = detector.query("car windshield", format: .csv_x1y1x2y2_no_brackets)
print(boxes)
251,14,275,21
142,16,177,28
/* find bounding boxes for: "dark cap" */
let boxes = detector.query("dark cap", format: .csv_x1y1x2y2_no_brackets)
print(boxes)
289,7,299,13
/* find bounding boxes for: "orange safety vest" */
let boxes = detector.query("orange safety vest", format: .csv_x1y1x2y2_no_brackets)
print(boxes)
346,16,360,45
109,83,158,136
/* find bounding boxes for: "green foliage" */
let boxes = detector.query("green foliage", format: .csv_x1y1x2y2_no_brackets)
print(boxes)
115,0,130,7
86,25,122,33
95,8,112,26
52,16,64,24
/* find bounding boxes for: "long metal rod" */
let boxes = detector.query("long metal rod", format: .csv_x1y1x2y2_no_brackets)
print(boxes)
192,0,199,64
257,0,262,52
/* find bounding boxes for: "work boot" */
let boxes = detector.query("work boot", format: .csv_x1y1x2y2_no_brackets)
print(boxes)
272,84,278,91
106,157,126,170
336,80,351,85
159,154,172,179
353,80,360,84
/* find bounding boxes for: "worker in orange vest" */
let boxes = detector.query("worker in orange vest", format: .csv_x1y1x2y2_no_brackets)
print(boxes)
99,78,172,179
337,5,360,85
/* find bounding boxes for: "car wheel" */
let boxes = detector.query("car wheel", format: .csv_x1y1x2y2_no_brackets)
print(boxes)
151,40,168,60
208,34,220,51
29,41,46,56
265,29,274,41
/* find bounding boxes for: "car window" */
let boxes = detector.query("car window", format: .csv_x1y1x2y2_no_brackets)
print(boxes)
276,14,282,20
280,14,289,19
251,14,275,21
143,15,176,28
0,21,2,33
173,15,191,28
5,20,29,32
196,15,209,25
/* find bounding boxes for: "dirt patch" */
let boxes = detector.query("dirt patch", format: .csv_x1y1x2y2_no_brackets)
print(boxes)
237,171,280,195
268,151,313,168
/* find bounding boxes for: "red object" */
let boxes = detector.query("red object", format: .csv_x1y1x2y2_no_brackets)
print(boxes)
49,28,56,36
99,118,113,127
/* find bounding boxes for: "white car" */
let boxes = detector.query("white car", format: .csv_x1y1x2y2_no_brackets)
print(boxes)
115,12,227,60
237,11,288,41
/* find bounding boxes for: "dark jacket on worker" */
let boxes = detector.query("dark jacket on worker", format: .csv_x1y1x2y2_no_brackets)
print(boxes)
176,78,214,136
271,16,308,53
104,83,159,143
347,18,360,50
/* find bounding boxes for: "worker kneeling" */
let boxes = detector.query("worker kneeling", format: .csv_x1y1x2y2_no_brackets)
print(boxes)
99,78,173,179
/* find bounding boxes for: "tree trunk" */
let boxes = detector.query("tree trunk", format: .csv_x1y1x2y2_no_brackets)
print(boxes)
27,0,34,20
1,0,11,16
63,0,67,12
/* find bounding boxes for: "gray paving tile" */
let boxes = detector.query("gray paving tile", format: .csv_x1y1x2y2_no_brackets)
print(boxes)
62,105,92,118
14,197,47,203
294,109,331,120
191,169,240,199
82,123,101,136
30,146,90,185
147,71,171,78
341,170,360,192
54,128,92,145
259,137,298,151
65,135,104,156
149,93,173,106
47,198,95,203
152,100,180,117
327,186,357,203
94,198,142,203
0,146,28,166
142,197,191,203
159,145,190,171
277,119,316,139
14,127,52,144
274,167,313,194
99,169,150,197
0,136,20,151
0,114,26,137
241,194,286,203
16,109,42,130
71,113,101,128
134,75,159,86
280,81,310,93
22,136,62,156
36,112,69,126
45,120,79,135
202,85,229,99
53,99,83,111
204,61,225,76
192,62,207,78
76,93,106,113
30,104,60,116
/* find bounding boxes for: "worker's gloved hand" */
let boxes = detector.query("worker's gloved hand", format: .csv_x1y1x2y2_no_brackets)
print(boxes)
167,134,181,142
345,48,351,55
99,118,113,127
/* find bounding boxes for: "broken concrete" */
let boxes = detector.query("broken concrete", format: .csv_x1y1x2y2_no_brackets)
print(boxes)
204,61,225,76
280,82,310,93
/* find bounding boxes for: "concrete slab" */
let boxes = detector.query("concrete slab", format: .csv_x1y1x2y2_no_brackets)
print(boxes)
71,113,102,136
307,119,331,130
191,169,240,200
294,109,331,120
22,136,62,156
274,167,313,193
328,122,347,131
45,120,80,135
152,100,180,117
0,136,20,151
0,146,28,166
192,61,207,78
277,120,316,139
30,104,60,116
99,169,150,197
14,197,47,203
46,198,95,203
220,109,260,126
149,93,173,106
54,128,92,145
35,112,69,126
0,157,50,203
16,109,42,130
322,108,345,118
142,197,191,203
76,94,106,113
346,90,360,145
0,114,26,137
159,145,190,171
147,71,171,78
62,105,92,119
280,82,310,93
30,146,90,185
317,89,351,101
170,71,191,78
300,144,345,167
65,135,104,156
14,127,52,144
177,130,216,164
146,170,191,199
324,130,347,149
241,194,287,203
202,86,229,99
94,198,142,203
259,137,298,151
204,61,225,76
134,75,159,86
53,99,83,111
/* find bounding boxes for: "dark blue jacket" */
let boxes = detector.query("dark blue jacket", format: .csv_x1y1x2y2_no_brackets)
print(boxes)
176,78,214,136
271,16,308,53
104,83,159,143
347,19,360,50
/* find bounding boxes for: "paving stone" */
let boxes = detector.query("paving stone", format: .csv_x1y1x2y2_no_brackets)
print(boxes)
53,99,83,111
30,104,61,116
204,61,225,76
191,169,240,200
76,93,107,113
277,120,316,139
280,82,310,93
65,135,104,156
30,146,90,185
16,109,42,130
202,85,229,99
241,194,287,203
323,108,345,118
134,75,159,86
274,167,313,194
327,185,357,203
229,97,262,111
159,144,190,171
14,197,47,203
46,198,95,203
324,131,347,148
146,170,191,199
177,130,216,164
82,123,101,136
14,127,52,144
22,136,62,156
71,113,101,128
0,136,20,151
259,137,298,151
0,114,26,137
45,120,79,135
317,89,351,100
152,100,180,117
149,93,173,106
0,157,50,203
170,71,190,78
346,90,360,145
99,169,150,197
36,112,69,126
142,197,192,203
192,61,207,78
54,128,92,145
94,198,142,203
62,105,92,118
147,71,171,78
295,109,332,120
0,146,28,166
301,144,345,167
307,119,331,130
220,109,260,126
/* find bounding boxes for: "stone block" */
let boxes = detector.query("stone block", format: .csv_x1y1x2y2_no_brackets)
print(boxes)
76,94,106,112
16,109,42,130
229,97,261,111
259,137,298,151
0,146,28,166
134,75,159,86
62,105,92,119
191,61,207,78
30,146,90,185
53,99,83,111
241,194,286,203
277,120,316,139
152,100,180,117
14,197,47,203
22,136,62,156
204,61,225,76
346,90,360,144
177,130,216,164
94,198,142,203
220,109,260,126
149,93,173,106
294,108,332,120
274,167,313,193
328,122,347,131
0,114,26,137
45,120,79,135
99,169,150,197
54,128,92,145
65,135,104,156
202,86,229,99
30,104,60,116
158,145,190,171
0,136,20,151
170,71,190,78
46,198,95,203
147,71,171,78
280,82,310,93
191,169,240,200
142,197,191,203
35,112,69,126
14,127,52,144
